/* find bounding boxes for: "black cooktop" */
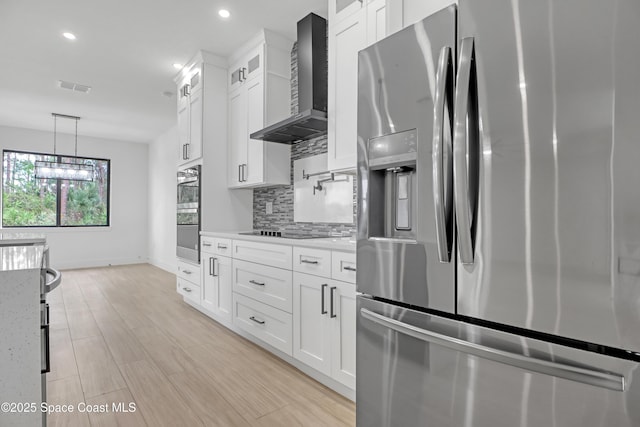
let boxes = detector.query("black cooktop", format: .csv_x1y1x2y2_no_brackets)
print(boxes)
238,230,328,239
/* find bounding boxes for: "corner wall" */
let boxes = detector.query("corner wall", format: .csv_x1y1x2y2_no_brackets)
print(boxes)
147,126,178,272
0,125,149,269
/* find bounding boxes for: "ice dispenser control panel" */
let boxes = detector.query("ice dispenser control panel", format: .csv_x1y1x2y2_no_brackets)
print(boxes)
367,130,417,240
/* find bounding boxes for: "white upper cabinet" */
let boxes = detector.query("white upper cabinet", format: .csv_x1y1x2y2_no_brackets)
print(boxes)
386,0,456,35
227,31,292,188
328,0,383,172
176,67,204,166
330,0,365,23
367,0,387,45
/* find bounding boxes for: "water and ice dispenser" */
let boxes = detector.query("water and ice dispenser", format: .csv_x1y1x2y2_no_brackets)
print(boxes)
366,129,417,241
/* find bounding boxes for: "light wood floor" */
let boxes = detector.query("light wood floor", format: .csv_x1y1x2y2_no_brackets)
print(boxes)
46,264,356,426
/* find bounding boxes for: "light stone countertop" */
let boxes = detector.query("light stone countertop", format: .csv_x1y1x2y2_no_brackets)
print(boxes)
0,232,46,246
201,231,356,253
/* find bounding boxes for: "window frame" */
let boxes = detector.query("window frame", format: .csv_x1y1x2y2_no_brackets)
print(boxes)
2,149,111,228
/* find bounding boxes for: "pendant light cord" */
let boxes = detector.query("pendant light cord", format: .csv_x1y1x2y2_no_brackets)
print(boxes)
51,112,81,157
53,114,57,155
74,117,78,157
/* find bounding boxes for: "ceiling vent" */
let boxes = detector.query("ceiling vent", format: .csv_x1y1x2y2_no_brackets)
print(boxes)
58,80,92,93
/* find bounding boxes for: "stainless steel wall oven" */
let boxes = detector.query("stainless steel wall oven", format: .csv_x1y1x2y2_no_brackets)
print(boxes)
177,165,201,263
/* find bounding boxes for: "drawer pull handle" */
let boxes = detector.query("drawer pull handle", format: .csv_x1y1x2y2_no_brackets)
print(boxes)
217,244,228,249
249,316,265,325
183,270,192,275
343,265,357,272
202,242,212,247
249,280,265,286
183,287,192,293
330,286,337,318
301,259,319,265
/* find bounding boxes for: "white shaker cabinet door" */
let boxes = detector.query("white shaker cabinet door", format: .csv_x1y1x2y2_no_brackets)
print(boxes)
330,280,356,389
177,96,190,163
292,272,332,376
328,9,367,172
367,0,388,45
228,89,247,186
245,77,265,185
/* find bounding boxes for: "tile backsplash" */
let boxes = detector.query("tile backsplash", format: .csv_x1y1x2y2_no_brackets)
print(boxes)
252,41,356,235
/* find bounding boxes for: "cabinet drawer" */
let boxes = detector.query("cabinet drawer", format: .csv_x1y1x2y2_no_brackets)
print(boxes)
201,237,232,257
233,293,292,355
293,247,332,278
177,277,201,306
232,240,292,270
331,251,357,283
177,259,201,286
232,259,292,313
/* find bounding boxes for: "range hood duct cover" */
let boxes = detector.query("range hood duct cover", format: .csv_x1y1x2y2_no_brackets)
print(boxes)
250,13,327,144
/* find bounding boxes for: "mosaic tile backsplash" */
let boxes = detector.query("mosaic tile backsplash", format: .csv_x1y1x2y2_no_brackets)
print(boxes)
252,41,357,236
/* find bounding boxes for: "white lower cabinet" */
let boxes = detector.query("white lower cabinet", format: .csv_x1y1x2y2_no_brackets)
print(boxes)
186,235,357,395
233,293,293,355
177,259,201,306
201,254,233,322
177,277,201,306
293,272,356,389
292,272,332,376
330,279,356,388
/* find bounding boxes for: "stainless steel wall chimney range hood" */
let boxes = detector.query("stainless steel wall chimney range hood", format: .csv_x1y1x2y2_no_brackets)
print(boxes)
250,13,327,144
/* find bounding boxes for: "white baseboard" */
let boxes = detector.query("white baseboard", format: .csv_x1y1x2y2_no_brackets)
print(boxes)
56,257,148,270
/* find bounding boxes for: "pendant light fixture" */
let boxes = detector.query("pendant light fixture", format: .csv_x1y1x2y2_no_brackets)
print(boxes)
35,113,94,181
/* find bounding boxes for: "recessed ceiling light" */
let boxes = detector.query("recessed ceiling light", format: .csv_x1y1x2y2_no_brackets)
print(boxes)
218,9,231,19
62,32,76,40
173,63,183,70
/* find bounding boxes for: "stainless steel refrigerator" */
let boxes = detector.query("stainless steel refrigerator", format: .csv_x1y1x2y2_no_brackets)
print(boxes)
356,1,640,426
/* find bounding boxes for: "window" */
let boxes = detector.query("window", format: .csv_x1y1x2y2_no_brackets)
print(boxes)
2,150,110,227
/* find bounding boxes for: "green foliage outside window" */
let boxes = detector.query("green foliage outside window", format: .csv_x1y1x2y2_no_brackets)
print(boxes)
2,150,110,227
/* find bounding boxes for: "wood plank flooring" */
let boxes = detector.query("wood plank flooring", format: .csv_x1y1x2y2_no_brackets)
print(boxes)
46,264,356,427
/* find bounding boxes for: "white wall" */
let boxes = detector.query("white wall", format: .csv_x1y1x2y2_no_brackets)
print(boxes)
0,125,148,269
147,126,177,272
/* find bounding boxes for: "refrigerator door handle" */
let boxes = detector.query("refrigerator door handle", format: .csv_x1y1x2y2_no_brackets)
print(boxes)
453,37,479,264
432,46,454,263
360,308,625,392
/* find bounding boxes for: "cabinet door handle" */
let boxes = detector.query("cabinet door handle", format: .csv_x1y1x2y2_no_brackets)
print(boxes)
186,143,190,159
209,257,214,276
238,164,242,183
249,316,265,325
241,164,247,182
217,244,228,249
249,280,265,286
330,286,337,318
41,324,50,374
321,284,328,315
301,259,319,265
202,242,212,247
183,270,192,275
213,258,218,277
183,287,192,293
343,265,356,272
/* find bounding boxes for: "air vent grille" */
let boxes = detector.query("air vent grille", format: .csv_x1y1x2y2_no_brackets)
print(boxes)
58,80,92,93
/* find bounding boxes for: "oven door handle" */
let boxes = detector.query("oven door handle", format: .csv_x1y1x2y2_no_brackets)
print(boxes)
43,268,62,293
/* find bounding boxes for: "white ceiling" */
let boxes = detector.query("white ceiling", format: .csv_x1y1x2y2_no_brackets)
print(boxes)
0,0,327,143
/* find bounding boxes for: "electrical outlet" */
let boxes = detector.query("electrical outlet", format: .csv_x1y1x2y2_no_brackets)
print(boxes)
266,201,273,215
